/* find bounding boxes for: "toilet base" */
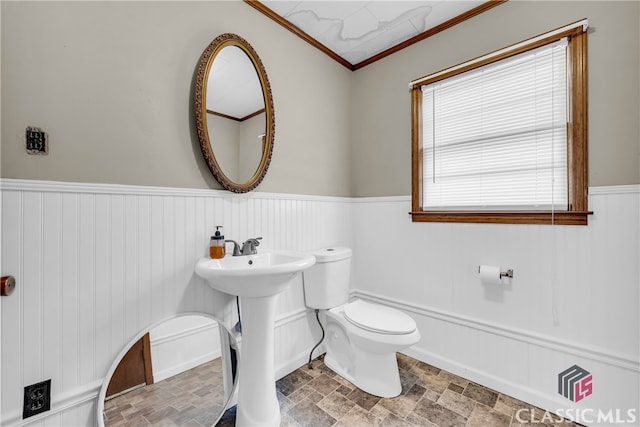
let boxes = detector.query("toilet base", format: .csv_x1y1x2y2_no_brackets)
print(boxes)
324,350,402,398
322,302,420,398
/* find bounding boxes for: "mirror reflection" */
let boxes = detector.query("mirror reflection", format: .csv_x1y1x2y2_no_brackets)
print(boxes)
99,315,238,426
195,33,275,193
206,45,266,184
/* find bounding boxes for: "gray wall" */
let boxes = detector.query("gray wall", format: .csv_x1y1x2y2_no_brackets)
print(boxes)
2,1,639,198
1,1,353,196
350,1,640,196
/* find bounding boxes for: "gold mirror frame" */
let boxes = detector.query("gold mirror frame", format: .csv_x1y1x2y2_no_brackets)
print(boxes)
195,33,275,193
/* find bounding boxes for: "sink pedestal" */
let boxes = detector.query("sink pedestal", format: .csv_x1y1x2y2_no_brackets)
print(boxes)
194,252,316,426
236,295,280,426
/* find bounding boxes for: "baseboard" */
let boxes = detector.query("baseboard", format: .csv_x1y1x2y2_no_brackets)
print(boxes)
400,345,569,415
153,351,221,383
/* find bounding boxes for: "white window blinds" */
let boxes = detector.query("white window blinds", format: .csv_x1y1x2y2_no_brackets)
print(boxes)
421,38,568,210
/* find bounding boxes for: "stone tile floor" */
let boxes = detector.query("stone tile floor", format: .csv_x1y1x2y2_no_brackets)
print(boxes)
219,354,583,427
104,353,583,426
103,358,226,426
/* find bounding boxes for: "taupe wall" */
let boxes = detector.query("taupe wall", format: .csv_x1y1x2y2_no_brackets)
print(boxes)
2,1,639,198
1,1,352,196
350,1,640,196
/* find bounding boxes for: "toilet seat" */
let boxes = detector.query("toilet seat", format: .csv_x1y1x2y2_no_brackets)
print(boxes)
344,299,416,335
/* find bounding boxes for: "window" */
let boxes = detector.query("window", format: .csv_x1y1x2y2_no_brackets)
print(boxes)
410,20,589,225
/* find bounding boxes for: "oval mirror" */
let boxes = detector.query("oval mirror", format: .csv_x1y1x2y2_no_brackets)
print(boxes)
195,33,275,193
97,315,238,426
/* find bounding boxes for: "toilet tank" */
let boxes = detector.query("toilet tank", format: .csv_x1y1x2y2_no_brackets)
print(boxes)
303,247,352,309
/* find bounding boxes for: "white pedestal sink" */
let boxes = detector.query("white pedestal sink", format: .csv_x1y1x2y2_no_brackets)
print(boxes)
195,251,315,426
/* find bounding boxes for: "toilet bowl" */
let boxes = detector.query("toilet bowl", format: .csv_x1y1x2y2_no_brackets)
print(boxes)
302,247,421,399
322,298,420,398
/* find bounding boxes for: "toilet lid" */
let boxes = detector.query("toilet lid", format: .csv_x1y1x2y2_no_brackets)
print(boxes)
344,300,416,335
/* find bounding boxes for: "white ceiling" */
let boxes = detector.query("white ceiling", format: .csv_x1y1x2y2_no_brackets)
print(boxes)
207,1,495,119
259,1,486,66
207,45,264,119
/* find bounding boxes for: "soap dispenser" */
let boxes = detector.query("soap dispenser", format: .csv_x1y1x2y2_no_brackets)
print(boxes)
210,226,226,259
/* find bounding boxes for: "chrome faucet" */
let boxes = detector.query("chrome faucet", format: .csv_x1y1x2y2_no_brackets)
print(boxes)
241,237,262,255
227,237,262,256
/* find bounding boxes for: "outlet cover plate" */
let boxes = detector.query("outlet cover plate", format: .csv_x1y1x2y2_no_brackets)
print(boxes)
26,127,48,155
23,379,51,419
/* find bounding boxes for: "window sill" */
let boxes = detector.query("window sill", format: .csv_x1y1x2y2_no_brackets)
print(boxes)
409,210,592,225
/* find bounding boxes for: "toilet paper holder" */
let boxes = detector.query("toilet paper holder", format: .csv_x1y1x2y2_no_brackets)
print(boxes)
477,266,514,278
500,269,514,279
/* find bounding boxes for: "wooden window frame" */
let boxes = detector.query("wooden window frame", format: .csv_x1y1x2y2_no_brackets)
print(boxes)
410,23,589,225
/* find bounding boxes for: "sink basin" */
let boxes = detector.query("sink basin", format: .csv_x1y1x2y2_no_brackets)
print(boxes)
195,250,316,297
196,250,316,426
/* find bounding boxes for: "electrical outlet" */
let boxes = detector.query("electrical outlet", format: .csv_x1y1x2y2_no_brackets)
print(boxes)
23,379,51,419
25,127,48,155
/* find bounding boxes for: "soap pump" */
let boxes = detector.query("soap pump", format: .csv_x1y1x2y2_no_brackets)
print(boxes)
210,226,226,259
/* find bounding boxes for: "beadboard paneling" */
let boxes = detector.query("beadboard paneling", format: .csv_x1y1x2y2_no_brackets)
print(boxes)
0,179,353,426
352,187,640,425
1,180,638,426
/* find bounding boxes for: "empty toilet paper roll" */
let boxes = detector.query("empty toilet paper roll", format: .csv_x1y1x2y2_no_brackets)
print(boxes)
479,265,502,285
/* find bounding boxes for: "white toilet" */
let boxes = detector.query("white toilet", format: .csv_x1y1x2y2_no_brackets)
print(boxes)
303,247,420,398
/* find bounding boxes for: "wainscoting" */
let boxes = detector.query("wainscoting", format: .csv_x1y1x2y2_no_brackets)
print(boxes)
352,186,639,426
1,180,638,426
0,179,352,426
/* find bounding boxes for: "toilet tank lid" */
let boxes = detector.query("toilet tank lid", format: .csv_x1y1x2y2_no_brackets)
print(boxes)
311,247,352,263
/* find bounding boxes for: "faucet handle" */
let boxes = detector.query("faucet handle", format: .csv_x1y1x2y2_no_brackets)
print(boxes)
242,237,262,255
250,237,262,251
